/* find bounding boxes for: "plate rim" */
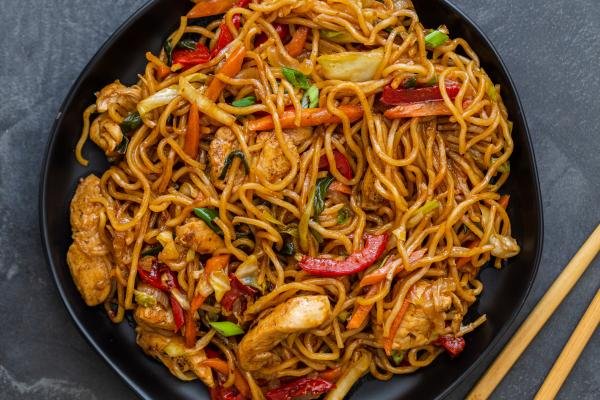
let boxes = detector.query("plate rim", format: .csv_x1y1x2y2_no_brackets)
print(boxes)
38,0,544,399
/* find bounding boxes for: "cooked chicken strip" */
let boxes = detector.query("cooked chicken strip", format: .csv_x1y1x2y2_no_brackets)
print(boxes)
238,295,331,371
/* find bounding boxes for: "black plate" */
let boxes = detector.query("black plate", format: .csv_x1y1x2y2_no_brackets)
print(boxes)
39,1,543,399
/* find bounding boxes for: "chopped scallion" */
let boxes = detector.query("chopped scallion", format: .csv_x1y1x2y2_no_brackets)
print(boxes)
301,85,319,108
209,321,245,337
193,207,222,235
424,30,449,49
232,96,256,107
281,67,311,90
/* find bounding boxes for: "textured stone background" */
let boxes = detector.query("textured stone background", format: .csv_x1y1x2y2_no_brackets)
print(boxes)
0,0,598,399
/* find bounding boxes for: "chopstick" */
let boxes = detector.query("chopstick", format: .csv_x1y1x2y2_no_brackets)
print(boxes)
534,289,600,400
467,223,600,400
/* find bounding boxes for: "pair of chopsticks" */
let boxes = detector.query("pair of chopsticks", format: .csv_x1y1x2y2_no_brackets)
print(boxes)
468,224,600,400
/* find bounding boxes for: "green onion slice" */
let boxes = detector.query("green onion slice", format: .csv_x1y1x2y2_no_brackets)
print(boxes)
209,321,245,337
281,67,311,90
193,207,223,234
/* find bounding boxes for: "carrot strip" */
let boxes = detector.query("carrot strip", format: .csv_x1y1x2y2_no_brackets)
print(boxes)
499,194,510,209
205,254,230,275
206,45,247,101
347,283,381,330
330,181,352,194
201,358,250,397
285,26,309,57
145,51,171,79
185,293,206,348
384,299,410,355
384,100,472,119
187,0,236,18
359,249,427,288
247,105,364,131
183,103,201,159
319,367,343,382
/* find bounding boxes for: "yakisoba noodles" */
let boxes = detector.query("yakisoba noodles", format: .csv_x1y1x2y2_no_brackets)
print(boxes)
67,0,520,398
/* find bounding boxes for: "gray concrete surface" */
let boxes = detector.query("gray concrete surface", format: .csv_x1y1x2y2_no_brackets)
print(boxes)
0,0,598,399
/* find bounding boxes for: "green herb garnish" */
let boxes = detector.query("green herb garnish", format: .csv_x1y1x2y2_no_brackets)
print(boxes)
209,321,245,337
337,207,351,224
120,111,142,134
218,150,249,180
424,29,449,49
282,67,310,90
301,85,319,108
313,175,334,217
193,208,222,235
232,96,256,107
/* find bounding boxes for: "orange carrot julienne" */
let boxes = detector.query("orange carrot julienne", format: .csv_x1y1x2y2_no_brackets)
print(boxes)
185,293,206,348
359,249,427,288
183,103,201,159
499,194,510,209
205,254,230,276
247,105,364,131
285,26,309,57
384,298,411,355
319,367,343,382
201,358,250,397
329,181,352,194
187,0,236,19
384,100,472,119
206,45,247,101
347,283,381,330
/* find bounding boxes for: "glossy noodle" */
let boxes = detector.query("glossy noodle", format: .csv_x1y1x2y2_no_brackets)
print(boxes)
68,0,520,398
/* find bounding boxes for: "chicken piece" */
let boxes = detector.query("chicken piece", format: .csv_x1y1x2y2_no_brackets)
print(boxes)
255,131,299,183
283,127,313,145
136,329,214,387
391,278,456,350
489,233,520,258
175,220,224,254
90,114,124,156
238,295,331,371
67,175,112,306
134,304,176,331
95,81,141,113
208,127,247,186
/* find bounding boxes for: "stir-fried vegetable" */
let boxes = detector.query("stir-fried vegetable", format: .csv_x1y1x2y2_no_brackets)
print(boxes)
218,150,249,179
172,42,211,69
134,290,158,307
231,96,256,107
137,86,178,115
247,105,364,131
313,176,334,217
359,248,426,287
120,111,142,134
183,102,201,159
319,150,353,179
176,39,197,51
179,78,236,126
299,233,389,277
209,321,245,336
187,0,236,18
208,0,250,58
383,298,410,355
193,207,223,234
391,350,405,365
337,207,351,224
115,136,129,155
206,45,247,101
221,274,256,312
320,29,356,43
433,335,466,357
381,82,461,105
424,29,449,48
140,244,163,257
489,233,520,258
324,352,371,400
408,200,440,227
384,99,471,119
255,23,289,46
301,85,319,108
209,270,231,302
285,26,309,57
318,48,383,82
281,66,310,90
266,377,334,400
347,282,381,330
234,254,262,290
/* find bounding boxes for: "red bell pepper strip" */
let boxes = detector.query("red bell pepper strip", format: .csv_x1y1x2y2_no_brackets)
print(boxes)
170,295,185,332
319,150,353,179
173,42,211,69
299,233,389,277
210,385,245,400
433,335,466,357
210,0,251,58
255,23,290,46
137,261,186,332
265,377,334,400
381,82,461,105
221,274,256,312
